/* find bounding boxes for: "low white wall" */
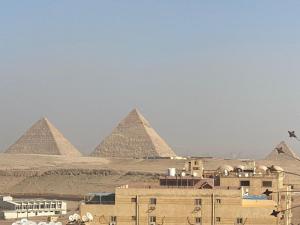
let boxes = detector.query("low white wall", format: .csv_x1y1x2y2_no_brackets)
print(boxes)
2,210,66,220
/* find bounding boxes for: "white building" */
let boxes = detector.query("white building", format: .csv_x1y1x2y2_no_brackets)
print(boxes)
0,196,67,219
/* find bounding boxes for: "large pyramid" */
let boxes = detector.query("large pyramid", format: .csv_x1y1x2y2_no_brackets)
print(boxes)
91,109,177,158
265,141,299,161
5,117,82,156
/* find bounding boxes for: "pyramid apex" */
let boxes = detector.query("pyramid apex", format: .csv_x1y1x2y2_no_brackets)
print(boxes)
130,108,141,115
41,116,49,121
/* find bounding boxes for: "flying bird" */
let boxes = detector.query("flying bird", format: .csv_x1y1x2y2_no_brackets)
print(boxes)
275,147,284,154
288,130,300,141
270,210,280,217
288,131,297,138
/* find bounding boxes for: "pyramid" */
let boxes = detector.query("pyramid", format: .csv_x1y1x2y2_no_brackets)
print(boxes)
265,141,300,161
91,109,177,158
5,117,82,156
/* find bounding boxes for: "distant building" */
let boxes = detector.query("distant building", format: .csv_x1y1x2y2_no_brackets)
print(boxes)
80,160,292,225
0,196,67,219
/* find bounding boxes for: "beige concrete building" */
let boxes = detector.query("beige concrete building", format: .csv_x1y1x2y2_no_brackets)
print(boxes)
80,160,292,225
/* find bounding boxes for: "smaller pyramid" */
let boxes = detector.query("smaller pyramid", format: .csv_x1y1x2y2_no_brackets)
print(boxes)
91,109,177,158
5,117,81,157
265,141,300,161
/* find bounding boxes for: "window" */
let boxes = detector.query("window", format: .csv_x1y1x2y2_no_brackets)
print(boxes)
195,217,201,224
51,203,56,208
262,181,272,187
281,195,285,200
111,216,117,222
216,199,221,204
131,216,136,221
131,197,137,203
149,216,156,222
195,199,202,205
236,218,243,224
216,217,221,222
240,180,250,187
150,198,157,205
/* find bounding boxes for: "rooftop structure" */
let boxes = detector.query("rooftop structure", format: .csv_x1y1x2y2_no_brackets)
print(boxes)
5,117,81,156
91,109,176,158
0,196,67,220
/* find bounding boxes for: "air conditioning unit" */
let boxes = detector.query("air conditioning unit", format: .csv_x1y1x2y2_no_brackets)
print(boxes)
149,206,156,210
194,206,201,211
149,222,156,225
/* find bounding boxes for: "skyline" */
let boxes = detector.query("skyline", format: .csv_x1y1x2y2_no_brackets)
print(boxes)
1,108,299,159
2,1,300,157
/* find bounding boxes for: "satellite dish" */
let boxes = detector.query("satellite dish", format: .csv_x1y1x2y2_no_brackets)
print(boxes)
28,222,37,225
21,219,28,224
81,216,88,222
86,212,93,221
73,214,80,221
68,215,74,222
38,222,46,225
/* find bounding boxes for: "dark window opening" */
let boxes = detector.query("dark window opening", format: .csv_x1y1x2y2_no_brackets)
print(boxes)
240,180,250,187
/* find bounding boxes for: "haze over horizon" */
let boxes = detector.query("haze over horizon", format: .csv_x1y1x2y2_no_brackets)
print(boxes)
1,1,300,158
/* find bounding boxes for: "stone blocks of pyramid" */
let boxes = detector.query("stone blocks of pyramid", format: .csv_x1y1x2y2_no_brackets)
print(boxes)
91,109,177,158
5,117,81,157
265,141,299,161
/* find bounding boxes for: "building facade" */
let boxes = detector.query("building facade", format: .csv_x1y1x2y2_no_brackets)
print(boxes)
80,160,292,225
0,196,67,219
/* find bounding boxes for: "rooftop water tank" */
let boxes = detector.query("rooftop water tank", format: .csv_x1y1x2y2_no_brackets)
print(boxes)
168,168,176,176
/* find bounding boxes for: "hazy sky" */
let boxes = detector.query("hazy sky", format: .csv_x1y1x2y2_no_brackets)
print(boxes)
1,1,300,158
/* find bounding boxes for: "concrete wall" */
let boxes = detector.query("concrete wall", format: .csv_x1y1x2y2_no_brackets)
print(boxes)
2,210,66,220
